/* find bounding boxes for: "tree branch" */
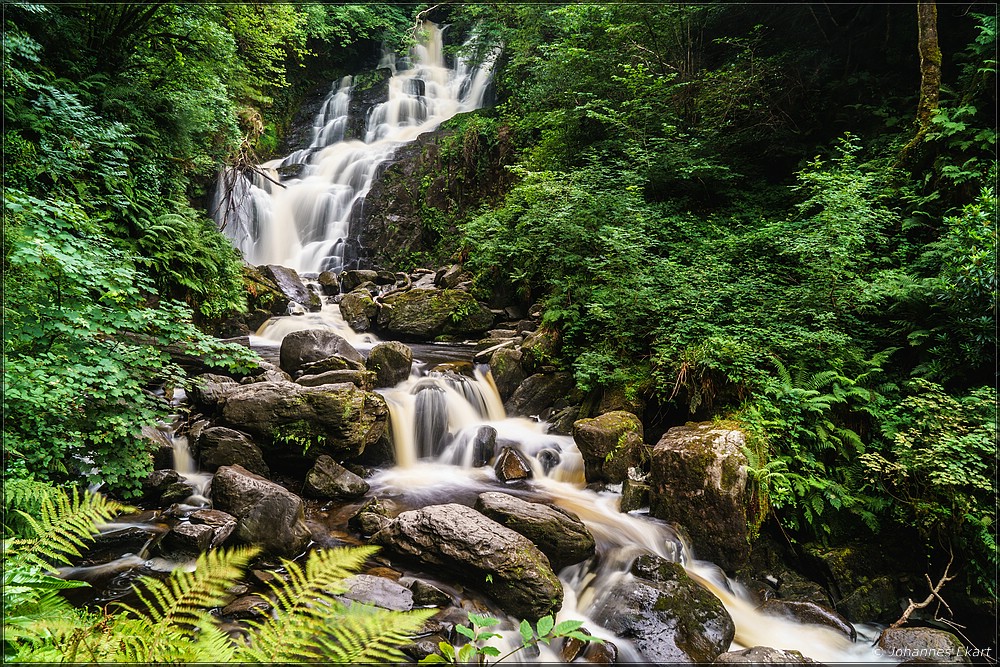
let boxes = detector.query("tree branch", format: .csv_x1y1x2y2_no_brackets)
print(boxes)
889,551,955,629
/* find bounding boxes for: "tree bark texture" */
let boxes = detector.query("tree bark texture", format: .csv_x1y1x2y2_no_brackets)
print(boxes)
915,0,941,130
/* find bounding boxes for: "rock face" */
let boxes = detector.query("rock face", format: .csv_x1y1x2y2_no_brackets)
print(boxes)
260,264,321,311
649,423,749,572
572,411,644,484
877,627,970,664
189,373,240,412
592,554,734,664
372,503,562,620
211,465,311,557
219,381,388,459
474,492,595,571
196,426,269,477
279,330,365,375
494,447,532,482
505,372,574,417
366,341,413,388
376,288,493,340
303,454,370,499
520,328,560,373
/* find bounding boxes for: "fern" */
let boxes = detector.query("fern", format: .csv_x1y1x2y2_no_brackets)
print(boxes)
238,545,435,663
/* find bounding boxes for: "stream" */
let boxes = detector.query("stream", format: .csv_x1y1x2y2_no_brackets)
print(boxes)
74,21,892,664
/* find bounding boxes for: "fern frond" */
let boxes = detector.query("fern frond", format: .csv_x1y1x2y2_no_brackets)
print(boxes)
314,604,437,663
6,486,127,569
118,545,258,662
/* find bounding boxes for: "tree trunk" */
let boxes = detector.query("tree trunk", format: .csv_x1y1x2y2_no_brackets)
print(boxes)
915,0,941,131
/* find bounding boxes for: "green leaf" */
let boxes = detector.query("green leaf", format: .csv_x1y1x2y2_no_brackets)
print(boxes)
457,643,476,663
480,646,501,657
536,614,554,637
420,653,449,664
437,641,455,662
455,624,475,640
552,619,585,636
519,619,534,644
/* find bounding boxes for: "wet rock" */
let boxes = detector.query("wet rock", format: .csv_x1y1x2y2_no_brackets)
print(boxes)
620,467,651,512
505,372,574,418
164,522,214,554
243,265,291,315
142,469,180,500
241,360,293,384
366,341,413,388
649,422,750,572
197,426,269,477
189,509,237,548
487,347,526,403
759,599,856,641
372,503,563,620
298,355,365,375
160,481,196,505
877,627,970,664
339,574,413,611
581,640,619,663
279,329,364,376
521,328,560,373
189,373,240,411
376,288,493,340
592,554,734,664
435,264,468,289
296,369,376,390
536,448,561,474
348,497,392,536
354,432,395,467
317,270,340,295
303,454,369,500
339,289,379,331
475,492,595,571
471,426,497,467
494,446,532,482
428,361,475,377
341,269,379,292
715,646,818,663
260,264,321,311
222,595,272,619
572,411,644,484
211,464,311,557
403,578,451,607
219,381,388,458
403,638,447,662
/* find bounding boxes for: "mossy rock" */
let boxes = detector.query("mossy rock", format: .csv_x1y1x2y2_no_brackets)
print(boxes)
376,288,493,340
571,410,643,484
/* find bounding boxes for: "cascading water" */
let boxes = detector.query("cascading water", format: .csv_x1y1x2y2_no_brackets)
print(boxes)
212,22,499,274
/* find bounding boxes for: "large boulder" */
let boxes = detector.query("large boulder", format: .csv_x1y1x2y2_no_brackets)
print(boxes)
376,288,493,340
303,454,369,499
876,627,970,664
211,465,311,557
474,492,595,571
260,264,321,311
279,330,364,376
649,423,750,572
339,289,379,331
592,554,734,664
219,381,388,459
488,347,527,403
366,341,413,388
196,426,269,477
189,373,241,412
372,504,562,620
715,647,818,663
243,265,290,315
571,411,644,484
505,372,574,418
758,600,856,641
341,269,379,293
521,328,560,372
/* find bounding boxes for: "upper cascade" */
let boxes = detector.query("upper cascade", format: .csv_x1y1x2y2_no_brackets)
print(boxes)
213,22,499,274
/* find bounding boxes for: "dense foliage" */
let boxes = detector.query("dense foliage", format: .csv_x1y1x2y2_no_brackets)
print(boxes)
450,3,996,603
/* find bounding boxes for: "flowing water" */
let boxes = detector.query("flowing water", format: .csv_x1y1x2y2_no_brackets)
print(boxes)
192,21,891,662
212,22,499,274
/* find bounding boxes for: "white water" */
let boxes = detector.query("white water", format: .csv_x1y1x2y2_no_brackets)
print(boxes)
213,22,499,274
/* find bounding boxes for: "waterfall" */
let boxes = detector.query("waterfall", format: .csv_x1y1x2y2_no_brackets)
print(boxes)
213,23,499,274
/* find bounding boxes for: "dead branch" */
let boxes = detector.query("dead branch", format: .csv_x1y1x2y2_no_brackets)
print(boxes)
889,551,955,629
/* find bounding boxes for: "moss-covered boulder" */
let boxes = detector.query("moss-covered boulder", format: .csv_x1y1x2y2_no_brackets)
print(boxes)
715,647,818,663
372,503,562,621
591,554,734,663
376,288,493,340
260,264,321,311
572,410,644,484
649,422,749,572
218,381,388,461
488,347,527,402
339,289,379,331
521,327,560,372
505,372,574,418
279,329,365,376
877,627,970,664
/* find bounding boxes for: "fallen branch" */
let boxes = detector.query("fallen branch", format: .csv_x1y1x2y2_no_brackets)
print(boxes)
889,551,955,629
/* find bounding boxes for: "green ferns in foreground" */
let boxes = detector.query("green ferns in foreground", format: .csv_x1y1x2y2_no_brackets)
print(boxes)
4,482,434,663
